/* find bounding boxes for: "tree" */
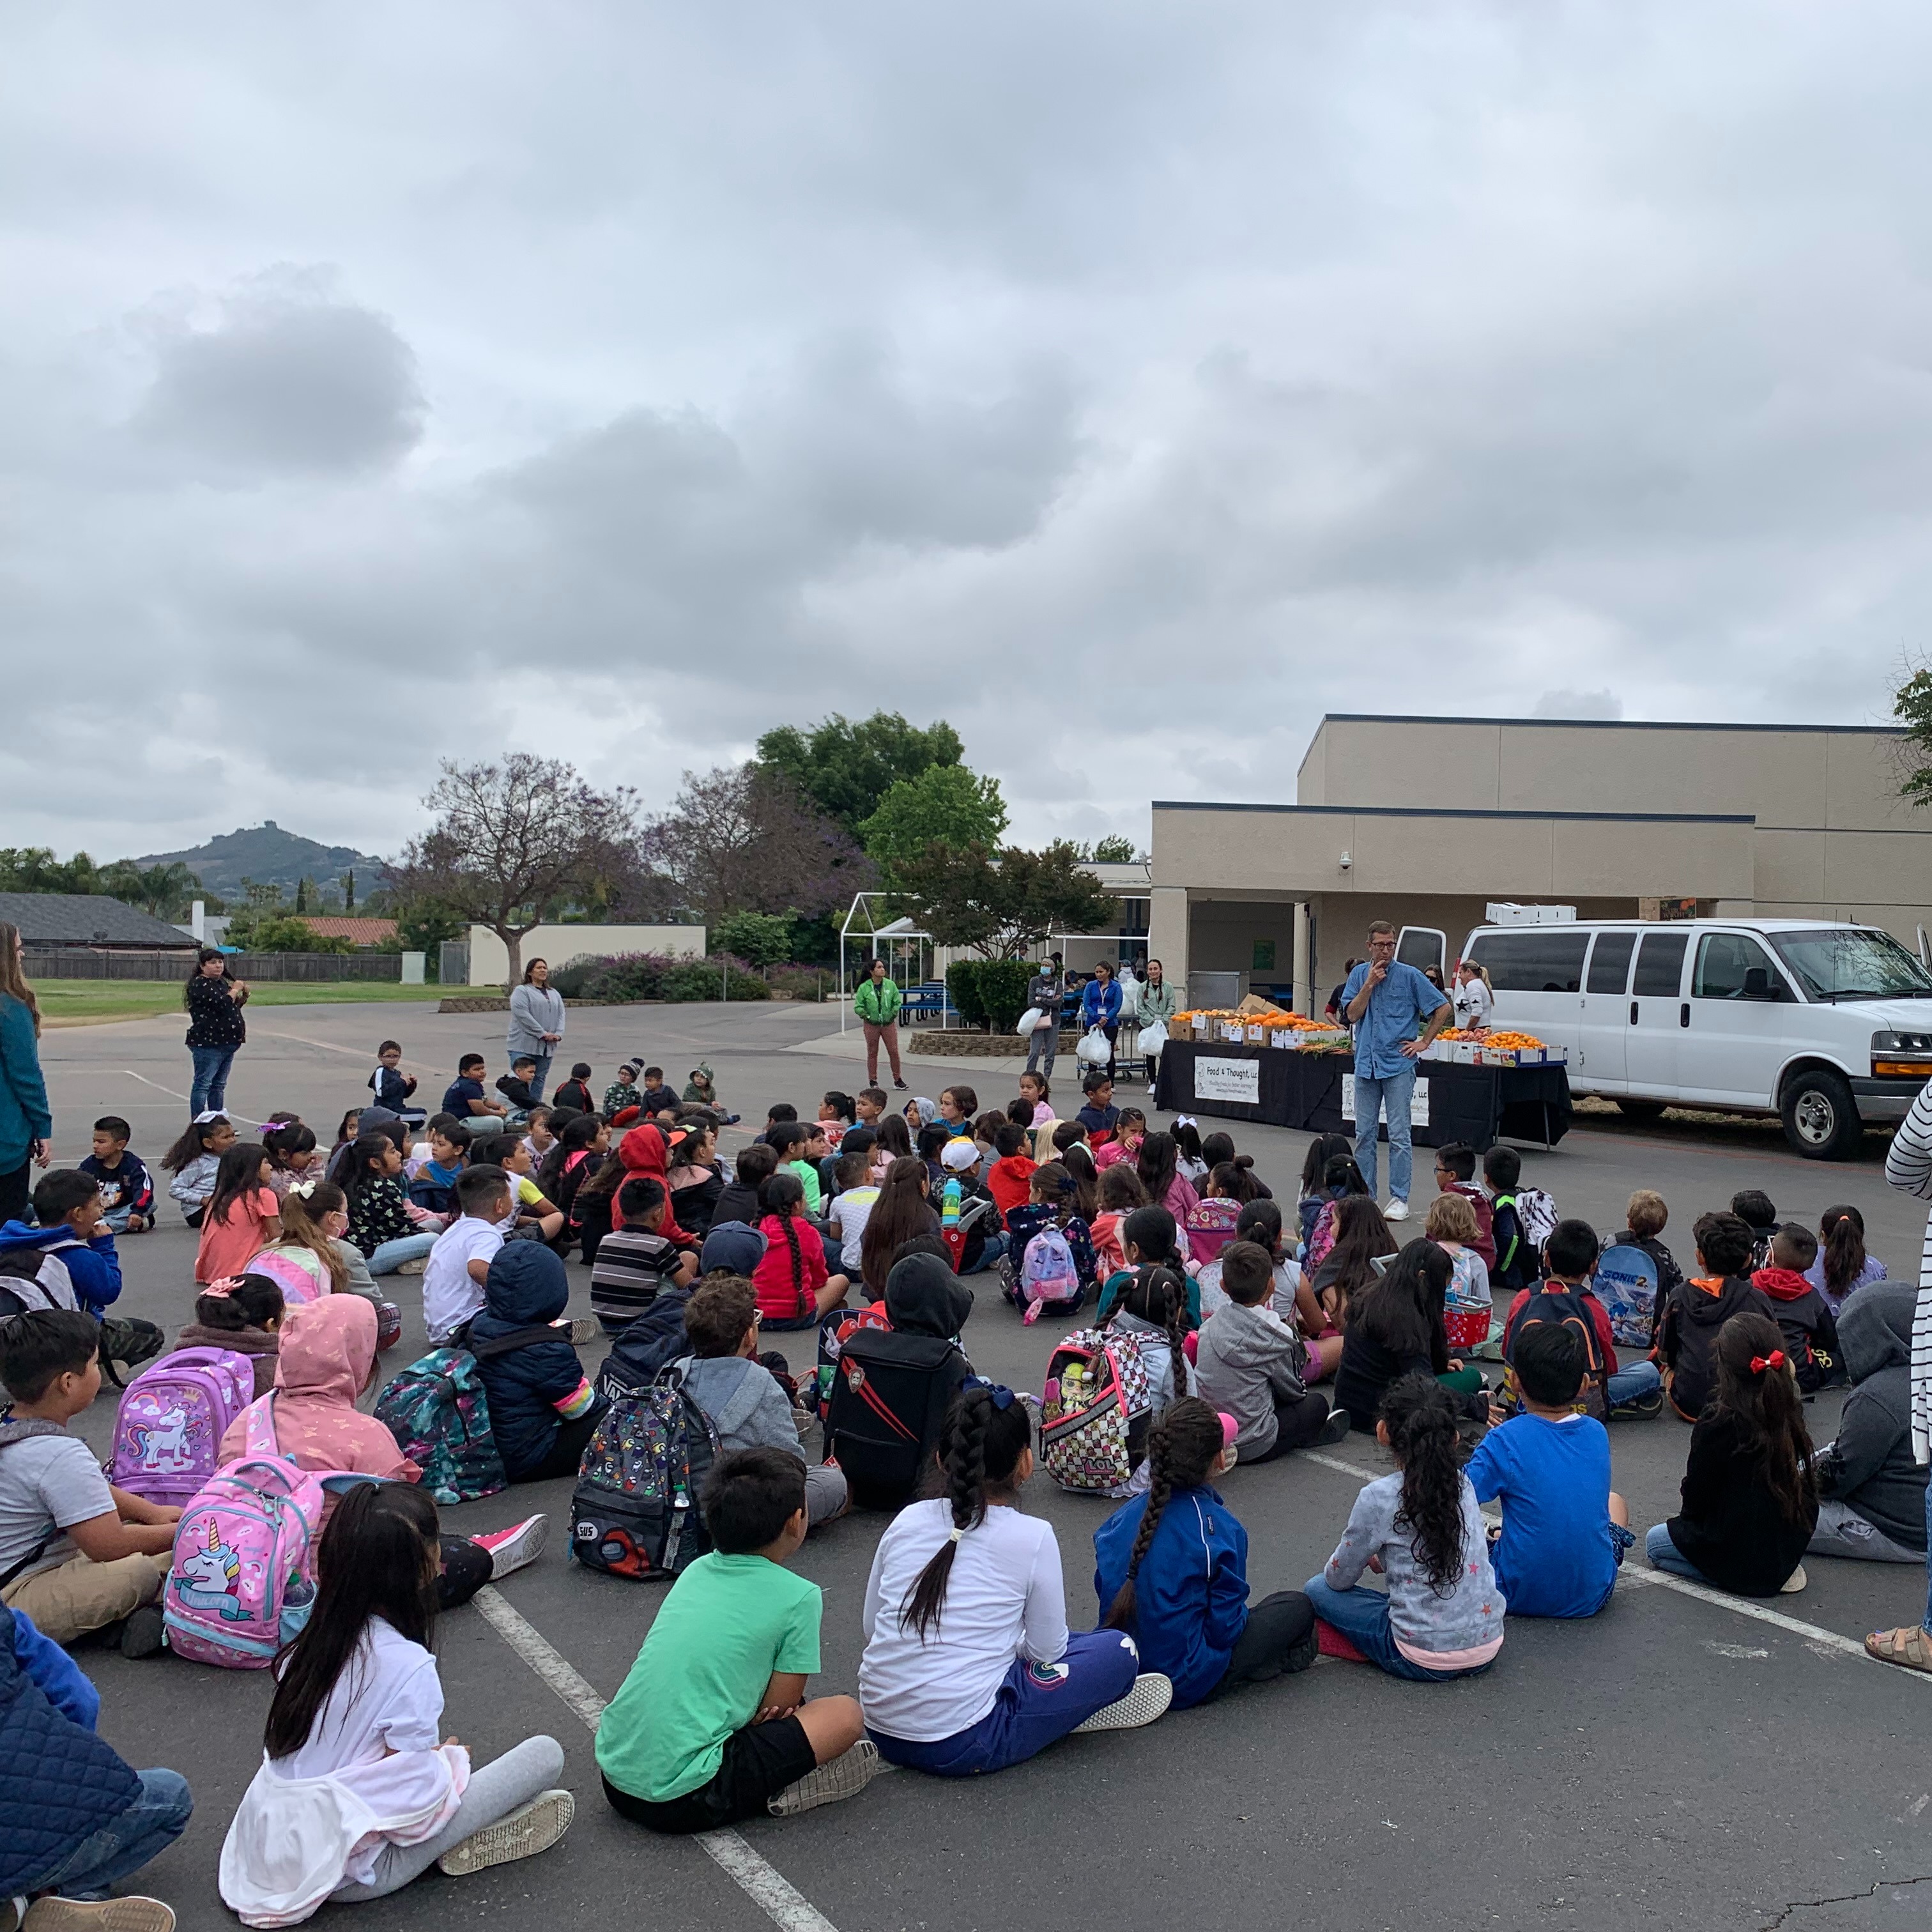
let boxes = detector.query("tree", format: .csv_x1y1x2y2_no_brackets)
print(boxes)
233,914,354,955
755,712,964,834
714,909,797,968
1084,835,1140,864
893,841,1120,960
385,755,641,985
0,848,102,895
1896,664,1932,807
340,869,356,913
641,766,873,928
293,876,312,914
857,765,1008,880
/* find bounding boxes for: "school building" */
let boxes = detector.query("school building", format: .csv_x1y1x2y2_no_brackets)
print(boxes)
1146,715,1932,1011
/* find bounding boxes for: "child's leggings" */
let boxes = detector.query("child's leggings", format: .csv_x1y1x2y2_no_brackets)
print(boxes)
870,1630,1140,1776
328,1735,565,1901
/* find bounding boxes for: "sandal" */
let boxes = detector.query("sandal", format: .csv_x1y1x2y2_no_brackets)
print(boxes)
1865,1626,1932,1672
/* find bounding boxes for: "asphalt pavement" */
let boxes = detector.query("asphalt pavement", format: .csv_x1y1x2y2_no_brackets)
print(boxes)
31,997,1932,1932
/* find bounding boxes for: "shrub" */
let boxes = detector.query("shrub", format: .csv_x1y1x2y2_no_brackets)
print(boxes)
975,959,1035,1032
544,951,769,1004
767,964,829,1001
662,958,770,1002
946,960,986,1027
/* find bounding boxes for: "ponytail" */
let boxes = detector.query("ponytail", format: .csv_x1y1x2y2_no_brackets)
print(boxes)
1818,1204,1866,1300
1380,1374,1466,1591
1103,1399,1223,1629
898,1386,1032,1641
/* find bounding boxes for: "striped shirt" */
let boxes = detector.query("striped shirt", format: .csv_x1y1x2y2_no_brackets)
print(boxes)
590,1226,682,1328
1883,1078,1932,1465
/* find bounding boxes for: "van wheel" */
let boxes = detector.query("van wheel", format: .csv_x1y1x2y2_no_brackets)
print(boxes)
1781,1069,1860,1160
1616,1100,1667,1122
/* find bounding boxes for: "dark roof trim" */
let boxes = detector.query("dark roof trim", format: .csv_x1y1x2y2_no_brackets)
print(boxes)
1151,802,1756,825
1314,713,1899,737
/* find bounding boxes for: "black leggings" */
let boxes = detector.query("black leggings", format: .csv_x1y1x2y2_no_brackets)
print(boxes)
1206,1591,1317,1698
437,1535,492,1609
517,1408,604,1483
1242,1390,1334,1466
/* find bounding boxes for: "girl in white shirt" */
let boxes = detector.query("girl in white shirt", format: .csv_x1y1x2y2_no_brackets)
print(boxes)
220,1484,572,1926
859,1380,1172,1775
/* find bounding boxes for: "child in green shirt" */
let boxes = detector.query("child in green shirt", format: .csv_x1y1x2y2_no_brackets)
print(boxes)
596,1447,876,1832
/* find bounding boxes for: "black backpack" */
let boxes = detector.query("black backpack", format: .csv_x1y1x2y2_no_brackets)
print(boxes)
824,1328,965,1511
594,1289,694,1403
1501,1286,1609,1420
569,1362,720,1581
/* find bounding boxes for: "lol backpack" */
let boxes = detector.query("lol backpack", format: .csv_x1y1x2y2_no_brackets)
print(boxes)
111,1346,257,1506
1499,1286,1609,1421
1040,1327,1156,1496
1594,1243,1662,1350
569,1364,720,1581
1018,1227,1082,1326
374,1347,507,1505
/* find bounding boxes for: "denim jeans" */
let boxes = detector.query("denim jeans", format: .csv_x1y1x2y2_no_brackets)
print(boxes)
21,1767,192,1899
188,1044,238,1116
1607,1361,1662,1409
1645,1521,1708,1582
1303,1576,1487,1682
526,1052,553,1103
1352,1059,1417,1203
366,1231,439,1274
960,1230,1010,1276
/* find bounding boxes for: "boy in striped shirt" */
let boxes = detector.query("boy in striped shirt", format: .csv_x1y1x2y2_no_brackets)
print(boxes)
592,1175,700,1331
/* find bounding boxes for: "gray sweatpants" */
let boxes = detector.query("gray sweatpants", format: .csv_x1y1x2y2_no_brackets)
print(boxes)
1807,1497,1923,1565
330,1735,566,1901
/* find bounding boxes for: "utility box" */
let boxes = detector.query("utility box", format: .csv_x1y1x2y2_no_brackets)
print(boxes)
1483,903,1577,927
399,951,425,985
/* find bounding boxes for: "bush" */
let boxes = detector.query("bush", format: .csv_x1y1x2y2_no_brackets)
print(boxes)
975,959,1035,1032
662,958,770,1002
946,960,986,1027
544,951,770,1004
767,964,829,1001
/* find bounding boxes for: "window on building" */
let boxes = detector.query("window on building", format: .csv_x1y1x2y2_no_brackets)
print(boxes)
1585,930,1637,995
1468,930,1588,992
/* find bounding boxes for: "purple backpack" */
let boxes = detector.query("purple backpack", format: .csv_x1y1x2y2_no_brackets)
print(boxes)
111,1346,256,1506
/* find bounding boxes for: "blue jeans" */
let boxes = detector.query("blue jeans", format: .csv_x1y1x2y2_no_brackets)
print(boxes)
1303,1575,1491,1682
1352,1059,1418,1203
188,1044,237,1116
871,1631,1140,1776
366,1231,438,1274
527,1052,553,1103
1645,1522,1709,1582
1608,1361,1662,1410
20,1767,192,1899
961,1230,1010,1276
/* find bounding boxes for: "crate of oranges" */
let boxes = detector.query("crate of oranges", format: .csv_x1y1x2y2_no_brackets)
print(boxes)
1473,1031,1566,1067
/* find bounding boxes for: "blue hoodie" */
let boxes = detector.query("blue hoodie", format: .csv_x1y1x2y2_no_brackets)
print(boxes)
1092,1483,1250,1708
468,1243,607,1478
0,1219,120,1317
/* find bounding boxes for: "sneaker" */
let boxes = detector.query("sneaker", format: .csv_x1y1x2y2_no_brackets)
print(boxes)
397,1257,429,1275
118,1602,166,1659
1071,1672,1174,1733
437,1788,574,1875
22,1901,176,1931
472,1514,550,1581
1384,1199,1409,1223
374,1301,404,1351
1779,1565,1807,1595
1613,1385,1666,1420
1315,1406,1353,1447
767,1739,881,1816
567,1318,599,1344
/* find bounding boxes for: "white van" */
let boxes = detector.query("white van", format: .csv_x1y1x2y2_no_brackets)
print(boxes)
1394,916,1932,1160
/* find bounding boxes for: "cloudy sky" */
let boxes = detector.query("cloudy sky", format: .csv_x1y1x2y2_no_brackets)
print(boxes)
5,2,1930,860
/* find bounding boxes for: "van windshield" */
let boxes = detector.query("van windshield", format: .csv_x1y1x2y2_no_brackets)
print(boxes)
1767,929,1932,1002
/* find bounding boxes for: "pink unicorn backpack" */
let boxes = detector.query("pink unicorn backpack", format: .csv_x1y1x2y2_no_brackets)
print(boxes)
243,1248,326,1307
110,1346,256,1506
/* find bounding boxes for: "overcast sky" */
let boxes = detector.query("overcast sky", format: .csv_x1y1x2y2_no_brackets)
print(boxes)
5,2,1930,860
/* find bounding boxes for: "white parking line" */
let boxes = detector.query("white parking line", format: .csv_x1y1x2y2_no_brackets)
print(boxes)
472,1585,843,1932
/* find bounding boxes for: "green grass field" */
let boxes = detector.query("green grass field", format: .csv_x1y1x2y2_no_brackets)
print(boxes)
38,980,448,1024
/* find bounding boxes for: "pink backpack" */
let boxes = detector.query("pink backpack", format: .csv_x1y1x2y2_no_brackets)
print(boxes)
111,1346,257,1506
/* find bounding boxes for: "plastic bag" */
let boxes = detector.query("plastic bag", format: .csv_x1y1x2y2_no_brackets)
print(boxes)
1076,1026,1112,1066
1015,1006,1045,1036
1138,1021,1168,1054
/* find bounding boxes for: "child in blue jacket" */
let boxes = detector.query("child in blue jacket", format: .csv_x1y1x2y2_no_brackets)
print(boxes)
468,1241,606,1483
1092,1397,1315,1706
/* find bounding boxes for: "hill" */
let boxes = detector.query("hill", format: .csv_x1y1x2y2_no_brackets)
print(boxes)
135,822,388,903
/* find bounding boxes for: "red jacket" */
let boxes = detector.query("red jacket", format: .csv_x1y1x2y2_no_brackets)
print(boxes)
609,1124,692,1246
751,1212,829,1322
986,1155,1038,1226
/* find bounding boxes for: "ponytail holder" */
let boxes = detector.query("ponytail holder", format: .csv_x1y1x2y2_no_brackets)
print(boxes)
948,1527,966,1544
1750,1349,1786,1375
201,1276,241,1299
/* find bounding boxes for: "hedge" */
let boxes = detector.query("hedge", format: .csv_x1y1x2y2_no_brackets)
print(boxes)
946,960,986,1027
548,951,770,1003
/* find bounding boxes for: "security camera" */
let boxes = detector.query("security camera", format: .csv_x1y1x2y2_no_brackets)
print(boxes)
1338,850,1352,870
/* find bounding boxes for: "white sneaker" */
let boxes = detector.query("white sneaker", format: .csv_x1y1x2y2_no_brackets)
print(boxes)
1384,1199,1410,1223
1071,1673,1174,1733
1779,1565,1807,1595
397,1257,428,1275
767,1739,881,1816
472,1514,550,1580
22,1901,177,1932
438,1788,574,1874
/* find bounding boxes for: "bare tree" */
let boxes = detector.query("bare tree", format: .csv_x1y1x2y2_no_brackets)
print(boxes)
386,755,640,985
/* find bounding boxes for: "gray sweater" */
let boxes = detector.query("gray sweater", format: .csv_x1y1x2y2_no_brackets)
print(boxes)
1193,1300,1305,1456
506,983,565,1058
677,1355,806,1464
1324,1471,1506,1659
1816,1282,1928,1551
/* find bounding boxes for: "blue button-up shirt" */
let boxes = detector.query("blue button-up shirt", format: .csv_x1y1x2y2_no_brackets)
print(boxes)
1341,960,1450,1078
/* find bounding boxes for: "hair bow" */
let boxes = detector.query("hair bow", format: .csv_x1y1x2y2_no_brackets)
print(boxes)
1749,1349,1787,1375
286,1179,318,1200
1172,1115,1198,1130
192,1109,228,1126
960,1376,1016,1411
201,1276,242,1299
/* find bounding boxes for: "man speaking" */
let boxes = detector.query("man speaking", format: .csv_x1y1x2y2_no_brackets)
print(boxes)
1342,920,1450,1222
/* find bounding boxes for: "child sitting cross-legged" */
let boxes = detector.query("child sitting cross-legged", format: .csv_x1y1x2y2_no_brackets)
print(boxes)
1305,1373,1506,1681
468,1245,608,1485
1809,1283,1926,1567
591,1175,700,1333
1466,1321,1633,1618
421,1165,512,1346
80,1113,155,1233
1751,1221,1841,1393
1194,1242,1350,1461
1092,1397,1317,1707
1499,1218,1664,1420
1331,1239,1487,1434
1656,1211,1776,1421
171,1271,286,1398
597,1447,878,1831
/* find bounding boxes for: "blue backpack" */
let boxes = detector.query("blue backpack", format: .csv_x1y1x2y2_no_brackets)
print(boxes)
372,1324,560,1505
1594,1243,1661,1350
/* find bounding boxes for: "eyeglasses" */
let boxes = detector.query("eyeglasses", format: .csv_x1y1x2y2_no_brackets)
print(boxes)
960,1376,1016,1411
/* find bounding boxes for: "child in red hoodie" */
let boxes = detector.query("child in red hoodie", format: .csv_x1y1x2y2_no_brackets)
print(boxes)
1751,1222,1840,1393
985,1123,1038,1226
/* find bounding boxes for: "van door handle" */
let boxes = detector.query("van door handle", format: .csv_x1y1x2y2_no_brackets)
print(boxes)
1630,1000,1638,1025
1680,1002,1690,1028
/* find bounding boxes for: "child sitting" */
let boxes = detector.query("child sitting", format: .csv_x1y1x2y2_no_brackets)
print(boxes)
1429,1142,1495,1270
591,1176,700,1331
1184,1158,1260,1266
1092,1107,1146,1173
1295,1131,1355,1255
368,1036,423,1124
1657,1211,1777,1421
220,1485,571,1921
1093,1397,1317,1706
1305,1374,1506,1681
344,1133,441,1276
553,1062,597,1116
604,1062,643,1120
495,1055,541,1124
444,1052,505,1122
859,1383,1168,1774
752,1174,850,1329
1018,1070,1054,1126
1810,1203,1886,1313
597,1447,876,1830
172,1271,286,1396
985,1123,1039,1225
1810,1282,1926,1565
1004,1162,1099,1310
1091,1164,1147,1278
1305,1154,1371,1270
1499,1217,1664,1418
1466,1322,1632,1617
162,1110,234,1227
1483,1144,1540,1294
636,1066,679,1119
817,1090,855,1153
1647,1310,1817,1595
1426,1190,1493,1354
826,1149,882,1277
1098,1205,1199,1327
1731,1188,1780,1272
263,1119,322,1200
0,1308,180,1652
407,1117,471,1217
1091,1264,1193,1419
1332,1239,1486,1432
1171,1119,1209,1187
677,1276,847,1526
1194,1242,1347,1461
195,1142,282,1286
80,1114,153,1233
1752,1222,1841,1392
471,1133,567,1246
470,1244,607,1483
682,1062,740,1124
422,1165,512,1344
1605,1188,1686,1317
1075,1072,1121,1147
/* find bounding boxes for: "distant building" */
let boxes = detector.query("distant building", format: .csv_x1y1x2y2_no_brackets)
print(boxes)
1,892,199,952
296,917,398,947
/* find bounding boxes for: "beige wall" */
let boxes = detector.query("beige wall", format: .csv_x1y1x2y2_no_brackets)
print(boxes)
466,923,706,986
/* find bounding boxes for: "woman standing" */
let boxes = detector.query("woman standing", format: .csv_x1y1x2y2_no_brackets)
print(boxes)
854,958,906,1090
1452,959,1493,1033
0,923,52,1225
185,945,249,1118
507,958,565,1103
1136,958,1182,1091
1081,960,1124,1083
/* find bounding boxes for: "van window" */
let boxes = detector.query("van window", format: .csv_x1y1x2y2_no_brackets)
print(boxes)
1585,931,1637,995
1694,933,1788,1002
1632,930,1689,999
1468,930,1588,993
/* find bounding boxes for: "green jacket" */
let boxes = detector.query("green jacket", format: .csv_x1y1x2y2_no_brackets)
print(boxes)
1137,980,1182,1028
854,977,902,1025
0,994,52,1170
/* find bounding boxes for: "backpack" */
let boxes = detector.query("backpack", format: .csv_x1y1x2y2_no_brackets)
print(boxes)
1512,1186,1559,1250
162,1399,326,1668
110,1346,257,1506
0,1245,79,1315
374,1326,560,1505
1018,1226,1082,1325
569,1363,720,1581
595,1289,696,1404
1594,1243,1662,1350
1039,1326,1157,1495
241,1248,326,1308
1500,1287,1609,1421
824,1326,965,1510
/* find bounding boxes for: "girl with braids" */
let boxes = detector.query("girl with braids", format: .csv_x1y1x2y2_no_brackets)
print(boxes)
751,1171,850,1328
1647,1309,1818,1595
1092,1265,1193,1418
1092,1397,1317,1706
1303,1373,1505,1681
1097,1204,1199,1327
859,1382,1172,1774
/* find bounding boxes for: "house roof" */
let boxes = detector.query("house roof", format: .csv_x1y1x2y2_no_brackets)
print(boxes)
0,892,201,949
297,917,397,945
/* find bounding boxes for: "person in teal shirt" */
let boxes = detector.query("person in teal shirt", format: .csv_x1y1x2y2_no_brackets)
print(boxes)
854,958,906,1090
0,921,52,1226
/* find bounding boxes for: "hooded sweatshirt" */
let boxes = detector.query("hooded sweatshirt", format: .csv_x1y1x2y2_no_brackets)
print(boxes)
1657,1273,1775,1420
610,1124,692,1245
1751,1267,1840,1388
468,1244,606,1478
677,1354,808,1462
1193,1299,1308,1457
885,1251,974,1343
1815,1282,1928,1551
0,1219,119,1316
986,1154,1038,1225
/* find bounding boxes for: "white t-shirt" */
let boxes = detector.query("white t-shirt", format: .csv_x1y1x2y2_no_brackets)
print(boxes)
829,1186,881,1271
1455,976,1493,1029
422,1216,503,1341
859,1498,1068,1742
0,1429,116,1580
